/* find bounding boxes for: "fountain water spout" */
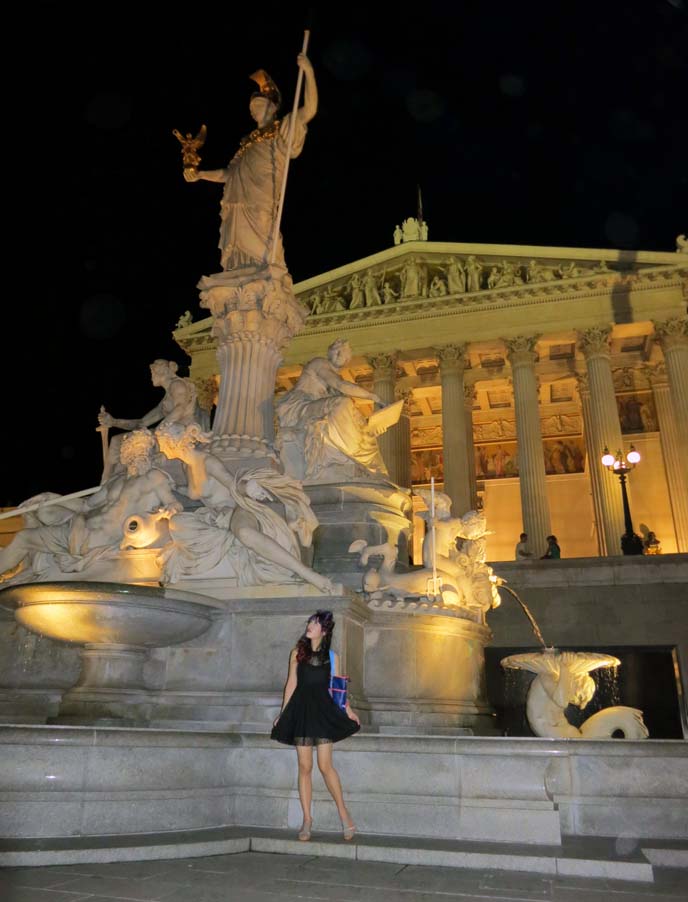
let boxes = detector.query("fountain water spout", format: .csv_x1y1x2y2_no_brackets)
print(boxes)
493,577,548,649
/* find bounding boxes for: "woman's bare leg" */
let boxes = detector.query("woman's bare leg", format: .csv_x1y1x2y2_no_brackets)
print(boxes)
316,743,354,831
296,745,313,836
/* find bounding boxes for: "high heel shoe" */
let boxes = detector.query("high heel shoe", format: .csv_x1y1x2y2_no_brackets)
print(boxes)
298,819,312,842
341,818,356,841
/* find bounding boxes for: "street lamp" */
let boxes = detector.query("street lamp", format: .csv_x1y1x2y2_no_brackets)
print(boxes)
600,445,644,555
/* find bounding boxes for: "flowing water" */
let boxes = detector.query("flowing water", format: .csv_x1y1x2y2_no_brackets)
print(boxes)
496,582,549,649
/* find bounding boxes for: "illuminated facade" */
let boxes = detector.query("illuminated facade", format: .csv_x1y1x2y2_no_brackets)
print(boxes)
175,235,688,561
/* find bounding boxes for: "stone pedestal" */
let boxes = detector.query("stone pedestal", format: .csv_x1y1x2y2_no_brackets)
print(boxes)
53,645,152,726
305,480,413,585
198,264,306,470
364,611,497,734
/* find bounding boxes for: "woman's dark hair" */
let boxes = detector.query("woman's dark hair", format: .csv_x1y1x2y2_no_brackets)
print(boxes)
296,610,335,662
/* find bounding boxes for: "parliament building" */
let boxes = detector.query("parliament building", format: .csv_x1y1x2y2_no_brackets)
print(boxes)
174,228,688,563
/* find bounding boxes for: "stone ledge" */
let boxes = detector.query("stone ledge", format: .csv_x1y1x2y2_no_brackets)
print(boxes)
0,827,657,882
492,554,688,587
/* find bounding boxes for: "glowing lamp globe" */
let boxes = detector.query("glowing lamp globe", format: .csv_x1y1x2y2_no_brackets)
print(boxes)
627,448,641,465
601,451,615,467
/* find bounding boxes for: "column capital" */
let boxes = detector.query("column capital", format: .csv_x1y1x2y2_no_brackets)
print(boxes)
653,317,688,351
503,334,540,366
577,325,612,359
437,343,468,373
367,352,398,379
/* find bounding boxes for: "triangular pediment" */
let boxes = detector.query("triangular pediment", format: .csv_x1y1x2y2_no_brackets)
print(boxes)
294,240,686,321
173,239,686,362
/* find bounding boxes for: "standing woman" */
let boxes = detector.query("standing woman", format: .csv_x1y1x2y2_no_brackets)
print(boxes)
271,610,360,841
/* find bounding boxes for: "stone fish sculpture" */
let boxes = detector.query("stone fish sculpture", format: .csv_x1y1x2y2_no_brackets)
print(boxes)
501,649,649,739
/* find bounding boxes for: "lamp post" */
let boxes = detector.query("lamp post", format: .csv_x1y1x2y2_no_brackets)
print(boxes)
600,445,644,556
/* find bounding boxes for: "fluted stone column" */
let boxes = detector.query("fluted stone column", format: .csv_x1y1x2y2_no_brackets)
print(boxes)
390,388,413,489
654,318,688,482
368,352,398,480
504,336,551,558
648,362,688,551
438,344,472,515
464,383,479,510
578,326,627,556
576,374,607,556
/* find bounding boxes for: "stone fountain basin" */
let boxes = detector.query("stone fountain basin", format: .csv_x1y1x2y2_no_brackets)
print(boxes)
0,581,221,647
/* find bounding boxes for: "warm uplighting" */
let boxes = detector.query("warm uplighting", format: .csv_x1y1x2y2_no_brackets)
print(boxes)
600,445,643,555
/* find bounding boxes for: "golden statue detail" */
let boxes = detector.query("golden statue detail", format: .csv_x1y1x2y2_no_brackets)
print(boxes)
172,124,207,171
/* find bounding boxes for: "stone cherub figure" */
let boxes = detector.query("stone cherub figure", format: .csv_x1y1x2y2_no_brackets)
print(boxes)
181,54,317,273
349,496,500,616
501,650,649,739
276,338,401,483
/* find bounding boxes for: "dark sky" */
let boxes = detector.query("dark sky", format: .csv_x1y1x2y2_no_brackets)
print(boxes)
4,0,687,506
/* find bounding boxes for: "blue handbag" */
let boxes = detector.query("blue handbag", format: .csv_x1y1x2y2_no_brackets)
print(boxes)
328,650,349,711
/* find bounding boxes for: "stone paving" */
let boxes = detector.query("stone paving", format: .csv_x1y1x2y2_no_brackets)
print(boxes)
2,851,687,902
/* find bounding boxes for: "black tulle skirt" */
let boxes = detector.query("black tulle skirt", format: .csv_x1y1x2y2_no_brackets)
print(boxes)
271,657,360,747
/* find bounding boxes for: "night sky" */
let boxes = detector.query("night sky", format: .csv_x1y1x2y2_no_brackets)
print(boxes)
4,0,687,506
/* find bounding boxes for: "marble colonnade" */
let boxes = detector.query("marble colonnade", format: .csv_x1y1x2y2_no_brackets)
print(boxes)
365,318,688,558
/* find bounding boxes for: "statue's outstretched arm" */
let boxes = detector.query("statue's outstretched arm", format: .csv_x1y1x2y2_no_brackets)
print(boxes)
183,167,228,184
320,367,382,404
296,53,317,124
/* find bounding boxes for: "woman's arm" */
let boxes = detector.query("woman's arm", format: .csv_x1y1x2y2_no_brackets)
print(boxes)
274,649,298,725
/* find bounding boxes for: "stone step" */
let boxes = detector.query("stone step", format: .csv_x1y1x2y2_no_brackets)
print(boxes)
1,826,672,883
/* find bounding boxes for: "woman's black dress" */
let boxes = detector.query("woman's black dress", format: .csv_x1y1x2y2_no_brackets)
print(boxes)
271,649,360,746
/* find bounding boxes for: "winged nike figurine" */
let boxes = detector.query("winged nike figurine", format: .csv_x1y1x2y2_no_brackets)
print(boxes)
172,124,207,170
